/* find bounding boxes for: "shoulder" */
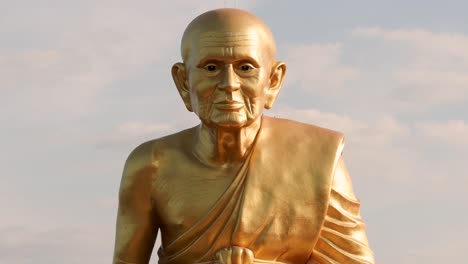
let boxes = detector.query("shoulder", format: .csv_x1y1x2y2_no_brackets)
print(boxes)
262,116,345,147
119,127,196,191
261,116,346,192
125,126,196,167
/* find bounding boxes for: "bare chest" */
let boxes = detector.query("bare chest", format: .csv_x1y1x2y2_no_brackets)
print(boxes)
152,156,239,242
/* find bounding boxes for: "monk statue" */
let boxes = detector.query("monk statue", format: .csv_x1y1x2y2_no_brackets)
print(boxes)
113,8,375,264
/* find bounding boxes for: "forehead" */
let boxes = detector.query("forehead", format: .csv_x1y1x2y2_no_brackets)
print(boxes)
198,31,258,47
188,30,269,62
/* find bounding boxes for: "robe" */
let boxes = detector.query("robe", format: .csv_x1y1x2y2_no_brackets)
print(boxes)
155,117,374,264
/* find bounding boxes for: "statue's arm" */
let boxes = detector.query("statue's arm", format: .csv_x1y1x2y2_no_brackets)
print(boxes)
113,143,159,264
310,157,375,264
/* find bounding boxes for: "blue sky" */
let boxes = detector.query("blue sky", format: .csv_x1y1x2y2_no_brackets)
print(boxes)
1,1,467,263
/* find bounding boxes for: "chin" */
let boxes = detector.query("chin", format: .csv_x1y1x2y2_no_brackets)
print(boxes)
207,112,249,128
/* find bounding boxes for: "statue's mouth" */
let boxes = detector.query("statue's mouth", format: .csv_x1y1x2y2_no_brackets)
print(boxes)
215,101,244,110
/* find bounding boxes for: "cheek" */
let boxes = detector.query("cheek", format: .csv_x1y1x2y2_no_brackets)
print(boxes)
241,73,269,98
189,74,217,99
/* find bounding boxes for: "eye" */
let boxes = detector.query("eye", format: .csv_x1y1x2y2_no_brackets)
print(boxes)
204,64,218,72
239,64,254,72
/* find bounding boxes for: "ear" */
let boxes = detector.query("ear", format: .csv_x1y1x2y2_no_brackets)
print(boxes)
171,62,193,112
265,61,287,109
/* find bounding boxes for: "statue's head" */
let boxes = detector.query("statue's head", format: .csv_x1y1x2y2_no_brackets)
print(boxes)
172,8,286,128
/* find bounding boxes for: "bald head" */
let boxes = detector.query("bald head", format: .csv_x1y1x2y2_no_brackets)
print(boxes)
172,8,287,125
181,8,277,62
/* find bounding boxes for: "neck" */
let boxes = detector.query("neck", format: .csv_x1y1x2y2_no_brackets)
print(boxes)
193,116,262,168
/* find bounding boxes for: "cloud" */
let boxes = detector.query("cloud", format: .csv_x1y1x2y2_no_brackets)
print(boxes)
97,121,173,148
415,119,468,147
352,27,468,60
352,27,468,106
271,107,365,134
270,106,409,147
0,224,114,264
111,122,172,139
0,0,264,121
283,43,359,94
280,27,468,114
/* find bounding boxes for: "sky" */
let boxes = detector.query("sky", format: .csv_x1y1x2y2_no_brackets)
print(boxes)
1,0,467,263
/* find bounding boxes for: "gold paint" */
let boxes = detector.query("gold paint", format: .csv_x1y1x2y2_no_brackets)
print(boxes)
113,8,374,264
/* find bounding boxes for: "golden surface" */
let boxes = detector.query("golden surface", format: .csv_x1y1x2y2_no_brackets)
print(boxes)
113,8,374,264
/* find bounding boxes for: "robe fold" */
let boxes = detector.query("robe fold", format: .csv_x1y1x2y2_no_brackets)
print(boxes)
311,189,374,264
156,116,373,264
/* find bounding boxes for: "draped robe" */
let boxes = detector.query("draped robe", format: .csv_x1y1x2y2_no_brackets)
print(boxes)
118,116,374,264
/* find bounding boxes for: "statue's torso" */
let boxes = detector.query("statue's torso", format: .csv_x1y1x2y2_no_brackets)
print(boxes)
143,117,344,263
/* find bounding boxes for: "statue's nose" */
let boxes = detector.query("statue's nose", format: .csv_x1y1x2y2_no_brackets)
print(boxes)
218,64,240,92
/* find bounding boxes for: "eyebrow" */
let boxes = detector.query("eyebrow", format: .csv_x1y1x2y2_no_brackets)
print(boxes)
196,55,261,68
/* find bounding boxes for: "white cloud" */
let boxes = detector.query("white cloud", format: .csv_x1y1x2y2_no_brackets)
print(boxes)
415,119,468,146
98,121,173,147
284,43,359,94
271,107,365,134
276,27,468,116
0,224,114,264
394,69,468,103
353,27,468,61
270,106,409,147
113,122,172,139
352,27,468,106
0,0,264,120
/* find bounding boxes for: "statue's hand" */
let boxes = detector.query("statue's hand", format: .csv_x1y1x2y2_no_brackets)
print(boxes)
215,246,254,264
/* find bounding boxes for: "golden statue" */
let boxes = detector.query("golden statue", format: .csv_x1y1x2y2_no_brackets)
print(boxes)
113,8,374,264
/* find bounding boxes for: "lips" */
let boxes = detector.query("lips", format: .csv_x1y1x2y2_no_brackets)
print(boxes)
215,101,244,110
